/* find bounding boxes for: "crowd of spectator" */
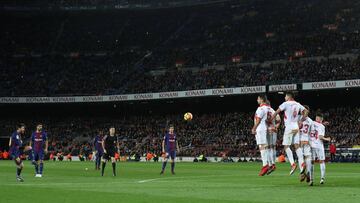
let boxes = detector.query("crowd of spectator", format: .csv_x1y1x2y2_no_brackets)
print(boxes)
1,56,360,96
123,58,360,94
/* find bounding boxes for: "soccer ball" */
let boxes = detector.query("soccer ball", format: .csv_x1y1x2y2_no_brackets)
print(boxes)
184,112,193,121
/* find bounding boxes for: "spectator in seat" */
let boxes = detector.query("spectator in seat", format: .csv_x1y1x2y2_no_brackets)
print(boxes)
329,141,337,162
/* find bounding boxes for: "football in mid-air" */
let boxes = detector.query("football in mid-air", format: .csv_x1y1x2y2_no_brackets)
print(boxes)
184,112,193,121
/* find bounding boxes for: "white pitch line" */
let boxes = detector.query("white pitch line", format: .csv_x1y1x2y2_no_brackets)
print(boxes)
136,174,235,184
3,182,121,186
137,178,161,183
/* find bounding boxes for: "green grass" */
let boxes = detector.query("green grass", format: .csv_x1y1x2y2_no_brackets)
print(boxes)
0,161,359,203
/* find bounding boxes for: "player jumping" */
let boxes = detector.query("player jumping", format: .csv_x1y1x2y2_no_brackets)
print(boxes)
298,105,314,184
9,123,26,182
251,94,272,176
94,130,104,170
160,125,180,175
29,123,48,177
271,92,308,175
266,101,281,175
309,112,331,186
101,127,119,176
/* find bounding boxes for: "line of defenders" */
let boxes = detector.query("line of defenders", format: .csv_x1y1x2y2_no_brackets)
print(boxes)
252,92,331,186
9,123,179,181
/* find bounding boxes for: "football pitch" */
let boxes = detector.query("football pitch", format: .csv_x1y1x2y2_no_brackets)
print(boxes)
0,161,359,203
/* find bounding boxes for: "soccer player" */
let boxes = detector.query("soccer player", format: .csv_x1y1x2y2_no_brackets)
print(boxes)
309,113,331,186
251,94,271,176
270,92,308,175
160,125,180,175
298,105,313,183
9,123,26,182
29,123,48,177
94,130,104,170
101,127,119,176
266,101,281,175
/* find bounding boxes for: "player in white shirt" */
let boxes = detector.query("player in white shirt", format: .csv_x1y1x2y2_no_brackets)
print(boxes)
266,101,281,175
251,94,272,176
270,92,308,175
298,105,314,183
309,112,331,186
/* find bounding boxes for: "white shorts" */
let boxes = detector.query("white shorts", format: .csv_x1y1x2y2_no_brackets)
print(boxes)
267,132,277,146
282,127,300,146
311,148,325,161
301,144,312,157
256,130,268,145
300,134,310,142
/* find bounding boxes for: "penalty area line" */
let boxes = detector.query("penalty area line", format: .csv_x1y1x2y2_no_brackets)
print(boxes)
137,178,161,183
136,174,235,184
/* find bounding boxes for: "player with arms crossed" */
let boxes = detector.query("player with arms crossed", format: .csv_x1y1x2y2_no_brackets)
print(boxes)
309,113,331,186
266,101,281,175
101,127,119,176
160,125,180,175
271,92,308,175
298,106,314,184
29,123,48,177
94,130,104,170
251,94,272,176
9,123,26,182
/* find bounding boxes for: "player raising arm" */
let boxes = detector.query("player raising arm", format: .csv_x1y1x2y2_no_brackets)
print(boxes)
270,92,309,175
309,113,331,186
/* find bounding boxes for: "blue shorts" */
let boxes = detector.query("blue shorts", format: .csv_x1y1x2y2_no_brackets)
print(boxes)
166,151,176,160
11,151,20,160
32,151,44,161
96,150,104,158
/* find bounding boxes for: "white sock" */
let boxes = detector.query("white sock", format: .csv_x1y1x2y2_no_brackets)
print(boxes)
268,148,273,166
260,149,268,166
305,157,312,180
311,163,315,181
285,147,294,165
296,148,304,171
320,162,326,179
273,148,276,164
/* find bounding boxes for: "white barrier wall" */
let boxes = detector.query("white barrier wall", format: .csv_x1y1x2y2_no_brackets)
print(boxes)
0,86,266,103
302,79,360,90
1,79,360,104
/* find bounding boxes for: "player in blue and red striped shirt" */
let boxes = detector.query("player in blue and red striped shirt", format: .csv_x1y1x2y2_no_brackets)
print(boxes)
9,123,26,182
160,125,180,175
29,123,48,178
94,130,104,170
